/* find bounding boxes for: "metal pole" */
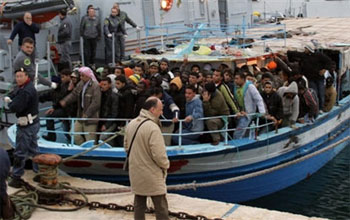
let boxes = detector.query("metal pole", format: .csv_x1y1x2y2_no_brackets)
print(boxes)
47,41,51,79
179,120,182,147
8,44,13,76
80,37,85,66
71,118,75,146
224,116,228,145
34,59,39,89
112,33,115,66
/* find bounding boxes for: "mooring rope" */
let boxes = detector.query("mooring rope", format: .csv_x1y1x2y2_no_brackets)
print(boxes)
62,131,124,162
10,183,89,219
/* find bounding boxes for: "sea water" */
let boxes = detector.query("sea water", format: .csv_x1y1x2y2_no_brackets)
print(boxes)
244,145,350,220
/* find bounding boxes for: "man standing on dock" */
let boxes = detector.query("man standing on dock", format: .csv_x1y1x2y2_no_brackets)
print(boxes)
5,68,40,188
124,97,170,220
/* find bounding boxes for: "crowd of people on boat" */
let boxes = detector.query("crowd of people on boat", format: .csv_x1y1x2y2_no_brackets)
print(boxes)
4,6,340,147
35,44,338,147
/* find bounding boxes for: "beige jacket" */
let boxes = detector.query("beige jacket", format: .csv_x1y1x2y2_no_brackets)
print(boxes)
124,109,170,196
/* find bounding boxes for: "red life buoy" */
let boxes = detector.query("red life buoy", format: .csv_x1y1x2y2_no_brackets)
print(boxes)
160,0,173,12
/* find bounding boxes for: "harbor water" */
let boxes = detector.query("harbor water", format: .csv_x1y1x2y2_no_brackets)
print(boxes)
243,145,350,220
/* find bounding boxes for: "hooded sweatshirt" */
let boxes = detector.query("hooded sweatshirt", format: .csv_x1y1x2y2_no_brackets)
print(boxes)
277,81,299,123
170,77,185,119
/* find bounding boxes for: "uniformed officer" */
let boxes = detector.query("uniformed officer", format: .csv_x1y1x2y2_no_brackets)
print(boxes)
112,3,141,61
80,6,101,67
57,8,73,70
4,68,40,188
103,7,123,64
13,37,57,89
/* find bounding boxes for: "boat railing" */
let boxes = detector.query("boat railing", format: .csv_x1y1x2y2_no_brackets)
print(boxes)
144,21,287,50
39,112,274,147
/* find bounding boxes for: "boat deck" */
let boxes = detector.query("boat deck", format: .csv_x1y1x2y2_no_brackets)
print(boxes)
8,171,326,220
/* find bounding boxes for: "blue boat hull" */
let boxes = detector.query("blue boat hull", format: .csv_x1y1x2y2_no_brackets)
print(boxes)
172,129,349,203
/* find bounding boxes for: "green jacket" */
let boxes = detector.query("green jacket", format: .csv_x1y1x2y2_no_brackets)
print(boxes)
203,90,230,117
218,83,239,114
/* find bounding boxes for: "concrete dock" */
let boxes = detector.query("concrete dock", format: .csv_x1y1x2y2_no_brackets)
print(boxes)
7,171,326,220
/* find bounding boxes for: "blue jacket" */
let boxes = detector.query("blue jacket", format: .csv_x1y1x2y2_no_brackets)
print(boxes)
184,95,204,132
9,21,40,45
9,80,39,120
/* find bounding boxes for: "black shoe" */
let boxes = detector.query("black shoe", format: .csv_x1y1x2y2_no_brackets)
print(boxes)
33,175,41,183
8,177,23,188
42,135,55,142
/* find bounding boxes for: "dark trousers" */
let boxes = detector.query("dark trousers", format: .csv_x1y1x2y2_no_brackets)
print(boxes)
46,108,70,142
134,194,169,220
83,38,97,66
115,34,125,61
105,37,114,64
309,79,325,110
13,122,40,178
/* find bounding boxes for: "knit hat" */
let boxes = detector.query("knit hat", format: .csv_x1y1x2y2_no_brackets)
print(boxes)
71,72,78,78
149,62,159,67
150,73,163,87
71,67,79,78
170,76,183,90
129,74,141,85
160,57,169,65
79,66,97,82
96,67,104,75
140,79,150,89
266,61,277,70
304,44,315,53
124,67,134,78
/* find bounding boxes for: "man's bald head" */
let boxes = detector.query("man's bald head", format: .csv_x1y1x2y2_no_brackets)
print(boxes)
143,97,163,118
